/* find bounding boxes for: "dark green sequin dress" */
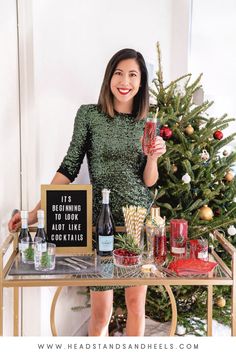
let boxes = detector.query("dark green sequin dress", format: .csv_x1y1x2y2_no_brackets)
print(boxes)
57,104,153,291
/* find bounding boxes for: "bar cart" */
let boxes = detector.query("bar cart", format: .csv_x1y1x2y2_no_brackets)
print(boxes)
0,227,235,336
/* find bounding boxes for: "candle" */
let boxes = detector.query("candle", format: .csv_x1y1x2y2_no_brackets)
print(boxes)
170,219,188,257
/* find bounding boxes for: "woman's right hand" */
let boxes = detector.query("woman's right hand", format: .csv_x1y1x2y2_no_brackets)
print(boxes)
8,210,37,232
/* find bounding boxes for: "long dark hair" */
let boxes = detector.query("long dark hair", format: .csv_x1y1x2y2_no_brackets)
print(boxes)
98,48,149,120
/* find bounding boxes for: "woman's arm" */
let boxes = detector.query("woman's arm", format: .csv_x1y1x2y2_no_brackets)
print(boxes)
8,172,70,231
143,155,159,187
143,136,166,187
8,105,90,232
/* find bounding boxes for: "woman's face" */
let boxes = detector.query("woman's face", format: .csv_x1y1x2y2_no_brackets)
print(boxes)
110,58,141,112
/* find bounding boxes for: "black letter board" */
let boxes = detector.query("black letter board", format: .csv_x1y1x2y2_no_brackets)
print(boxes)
41,185,92,254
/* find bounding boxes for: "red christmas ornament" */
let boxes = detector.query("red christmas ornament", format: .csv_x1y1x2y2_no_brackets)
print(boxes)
160,125,173,140
214,208,221,217
213,130,223,140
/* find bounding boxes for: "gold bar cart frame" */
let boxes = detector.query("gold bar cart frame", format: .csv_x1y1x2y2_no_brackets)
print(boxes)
0,229,235,336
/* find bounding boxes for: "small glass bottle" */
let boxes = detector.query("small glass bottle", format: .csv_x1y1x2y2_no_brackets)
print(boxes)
170,219,188,257
18,211,32,251
142,111,158,155
145,206,166,264
35,209,47,251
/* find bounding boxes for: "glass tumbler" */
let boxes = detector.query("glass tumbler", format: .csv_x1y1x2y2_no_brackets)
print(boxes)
20,237,42,264
196,239,208,261
146,225,166,265
34,242,56,271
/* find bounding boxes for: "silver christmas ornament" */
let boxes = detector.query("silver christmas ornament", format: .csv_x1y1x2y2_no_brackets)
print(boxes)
182,173,191,183
228,225,236,236
200,149,209,161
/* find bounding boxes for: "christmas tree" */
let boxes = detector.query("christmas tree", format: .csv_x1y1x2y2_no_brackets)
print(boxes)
113,43,236,335
149,42,236,235
148,42,236,334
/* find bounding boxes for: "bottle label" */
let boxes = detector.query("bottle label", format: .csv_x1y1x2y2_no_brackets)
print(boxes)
198,251,208,260
38,219,44,228
19,243,28,252
21,220,28,229
99,235,114,252
36,243,47,252
171,246,185,254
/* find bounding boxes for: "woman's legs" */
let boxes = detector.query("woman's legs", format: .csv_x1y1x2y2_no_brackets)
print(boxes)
125,286,147,336
88,289,113,336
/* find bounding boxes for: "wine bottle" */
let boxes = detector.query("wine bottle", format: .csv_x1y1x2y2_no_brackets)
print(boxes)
35,209,47,251
96,189,115,256
18,211,32,251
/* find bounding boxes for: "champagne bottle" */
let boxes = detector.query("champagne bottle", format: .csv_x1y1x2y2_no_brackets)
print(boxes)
96,189,115,256
35,209,47,251
18,211,32,251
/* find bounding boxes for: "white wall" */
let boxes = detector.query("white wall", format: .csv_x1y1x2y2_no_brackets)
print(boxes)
0,0,21,240
0,0,21,336
32,0,191,205
190,0,236,147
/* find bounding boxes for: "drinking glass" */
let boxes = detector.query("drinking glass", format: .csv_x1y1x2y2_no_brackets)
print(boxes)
196,239,208,261
146,225,166,265
34,242,56,271
186,239,208,261
20,237,42,264
142,117,157,155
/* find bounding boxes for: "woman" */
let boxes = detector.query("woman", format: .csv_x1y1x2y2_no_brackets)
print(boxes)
8,48,166,336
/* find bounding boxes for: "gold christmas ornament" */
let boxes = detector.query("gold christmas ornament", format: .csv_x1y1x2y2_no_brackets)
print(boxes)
224,170,234,182
172,164,178,173
216,296,226,308
199,205,213,221
185,124,194,135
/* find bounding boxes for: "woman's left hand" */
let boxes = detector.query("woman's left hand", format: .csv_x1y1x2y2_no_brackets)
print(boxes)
146,136,166,160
